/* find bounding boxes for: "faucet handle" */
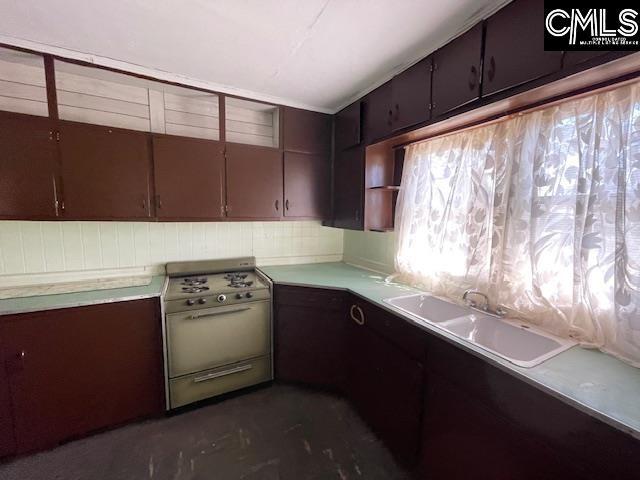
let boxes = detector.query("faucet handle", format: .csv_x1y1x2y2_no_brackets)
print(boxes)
495,306,507,317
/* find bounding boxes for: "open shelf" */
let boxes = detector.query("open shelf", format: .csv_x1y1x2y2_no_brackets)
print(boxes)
364,143,404,232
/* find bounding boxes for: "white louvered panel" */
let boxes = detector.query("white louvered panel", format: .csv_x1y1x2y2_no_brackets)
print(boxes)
165,109,218,129
226,131,276,147
55,70,150,105
164,91,218,117
0,80,47,103
0,58,46,87
148,89,166,134
58,105,151,132
57,90,150,118
165,123,219,141
0,95,48,117
226,119,274,137
225,105,274,126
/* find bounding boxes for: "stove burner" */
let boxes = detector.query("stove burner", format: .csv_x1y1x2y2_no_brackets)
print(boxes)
224,273,248,281
182,277,208,286
228,281,254,288
182,286,210,294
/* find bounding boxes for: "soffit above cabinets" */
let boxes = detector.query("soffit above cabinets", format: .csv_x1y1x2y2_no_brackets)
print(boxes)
0,0,510,113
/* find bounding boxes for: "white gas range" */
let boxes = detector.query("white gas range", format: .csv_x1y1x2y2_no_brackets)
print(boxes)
162,257,273,409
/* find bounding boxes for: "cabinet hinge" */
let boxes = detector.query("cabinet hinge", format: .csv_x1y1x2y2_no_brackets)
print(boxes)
55,131,60,142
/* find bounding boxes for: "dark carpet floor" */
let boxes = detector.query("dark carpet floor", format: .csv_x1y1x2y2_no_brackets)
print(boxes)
0,384,409,480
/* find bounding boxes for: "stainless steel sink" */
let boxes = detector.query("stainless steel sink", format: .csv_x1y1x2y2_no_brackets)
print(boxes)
383,294,575,368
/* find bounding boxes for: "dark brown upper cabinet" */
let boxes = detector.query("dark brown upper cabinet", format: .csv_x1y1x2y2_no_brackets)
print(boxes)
363,81,392,143
335,101,362,151
391,57,433,132
333,146,365,230
483,0,563,96
432,23,483,118
563,51,609,69
283,152,329,219
0,112,59,220
282,107,332,154
226,143,283,219
152,135,225,220
58,121,152,220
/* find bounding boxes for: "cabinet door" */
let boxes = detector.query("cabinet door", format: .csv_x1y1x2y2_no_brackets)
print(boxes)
275,287,347,390
347,301,424,466
0,330,15,458
0,300,164,454
391,57,432,132
0,112,59,219
363,81,392,143
421,374,586,480
335,101,361,150
283,152,329,218
282,107,332,154
483,0,562,96
563,51,608,69
59,122,152,219
333,146,364,230
226,143,283,219
432,23,483,117
152,135,225,220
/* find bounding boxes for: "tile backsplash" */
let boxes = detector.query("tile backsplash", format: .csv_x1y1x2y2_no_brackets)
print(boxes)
0,221,343,286
343,229,396,274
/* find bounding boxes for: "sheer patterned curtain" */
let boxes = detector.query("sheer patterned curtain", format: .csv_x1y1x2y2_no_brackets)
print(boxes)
395,80,640,367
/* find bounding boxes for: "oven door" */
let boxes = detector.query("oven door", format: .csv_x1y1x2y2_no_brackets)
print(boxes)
166,300,270,378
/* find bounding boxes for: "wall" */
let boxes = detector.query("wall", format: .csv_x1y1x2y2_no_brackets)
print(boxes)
342,230,396,274
0,220,343,287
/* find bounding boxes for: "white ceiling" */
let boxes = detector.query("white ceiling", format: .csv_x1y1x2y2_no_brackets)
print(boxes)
0,0,509,113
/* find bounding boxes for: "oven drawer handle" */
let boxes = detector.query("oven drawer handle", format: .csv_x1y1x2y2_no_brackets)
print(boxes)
193,364,253,383
189,307,251,320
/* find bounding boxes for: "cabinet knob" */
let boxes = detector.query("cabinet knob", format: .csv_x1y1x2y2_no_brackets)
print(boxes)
275,199,279,211
349,305,365,325
285,199,290,211
468,65,478,91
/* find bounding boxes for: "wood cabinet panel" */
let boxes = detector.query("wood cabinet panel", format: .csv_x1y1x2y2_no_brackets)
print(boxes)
283,152,329,218
333,146,364,230
421,373,587,480
226,143,283,219
483,0,563,96
152,134,225,220
282,107,332,154
431,23,483,117
335,101,361,150
59,121,152,219
0,299,164,454
363,81,392,143
0,112,59,219
346,304,424,467
0,328,15,458
391,57,432,132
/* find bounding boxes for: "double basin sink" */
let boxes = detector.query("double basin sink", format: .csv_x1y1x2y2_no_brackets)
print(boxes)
384,294,575,368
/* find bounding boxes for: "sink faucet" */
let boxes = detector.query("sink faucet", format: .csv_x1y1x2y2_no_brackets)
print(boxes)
462,289,506,318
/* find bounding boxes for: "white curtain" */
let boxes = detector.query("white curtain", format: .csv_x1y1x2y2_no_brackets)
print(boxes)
395,80,640,367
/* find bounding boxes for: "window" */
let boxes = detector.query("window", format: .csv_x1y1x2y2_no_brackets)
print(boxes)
395,80,640,367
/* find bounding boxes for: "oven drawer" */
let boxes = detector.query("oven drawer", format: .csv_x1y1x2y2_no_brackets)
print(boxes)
167,300,270,378
170,356,272,408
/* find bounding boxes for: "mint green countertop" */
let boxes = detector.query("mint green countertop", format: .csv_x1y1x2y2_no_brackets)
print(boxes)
259,262,640,440
0,276,166,316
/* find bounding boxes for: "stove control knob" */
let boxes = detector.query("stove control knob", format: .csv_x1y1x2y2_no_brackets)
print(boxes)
217,294,226,303
186,299,195,306
245,292,253,298
236,293,243,299
198,298,207,305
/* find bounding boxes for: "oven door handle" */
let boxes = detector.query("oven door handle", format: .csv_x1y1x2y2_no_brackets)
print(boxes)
189,306,251,320
193,364,253,383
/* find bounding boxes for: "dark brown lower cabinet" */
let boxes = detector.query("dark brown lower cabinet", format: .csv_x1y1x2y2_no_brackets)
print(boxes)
0,330,15,458
274,286,348,390
346,300,424,467
0,299,164,456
